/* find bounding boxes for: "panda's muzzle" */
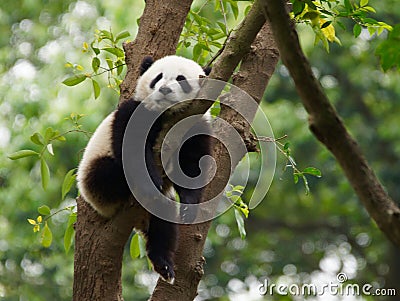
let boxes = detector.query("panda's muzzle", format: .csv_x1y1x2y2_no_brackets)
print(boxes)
159,85,173,95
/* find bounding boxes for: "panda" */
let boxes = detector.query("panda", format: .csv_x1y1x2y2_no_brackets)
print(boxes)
77,55,213,284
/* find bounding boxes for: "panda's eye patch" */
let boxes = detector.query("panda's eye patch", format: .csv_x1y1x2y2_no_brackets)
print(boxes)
150,73,163,89
176,75,192,93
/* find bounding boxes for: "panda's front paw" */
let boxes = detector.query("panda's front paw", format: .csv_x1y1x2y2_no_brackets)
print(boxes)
152,257,175,284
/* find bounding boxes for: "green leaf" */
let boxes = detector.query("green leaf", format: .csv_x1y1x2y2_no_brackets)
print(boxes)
364,18,379,25
130,233,140,259
102,47,124,58
234,198,249,218
229,1,239,19
41,222,53,248
353,24,362,38
360,0,368,6
116,63,124,76
232,185,245,192
92,57,100,73
293,1,305,16
30,132,44,146
44,127,54,141
321,21,332,29
303,11,319,21
64,223,74,253
115,30,130,41
367,26,376,36
138,234,147,258
283,142,290,151
193,43,203,61
8,150,39,160
40,158,50,190
38,205,51,215
217,22,227,35
375,24,400,71
362,6,376,13
55,135,66,142
234,208,246,239
304,0,316,10
303,167,322,177
91,42,100,55
64,213,76,253
230,195,240,202
62,74,87,86
92,79,101,99
210,100,221,117
293,173,299,184
62,168,77,200
99,29,113,41
106,58,113,70
344,0,352,11
244,4,252,16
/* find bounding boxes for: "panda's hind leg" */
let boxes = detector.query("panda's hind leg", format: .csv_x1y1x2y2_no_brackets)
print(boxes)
80,156,131,217
145,215,178,284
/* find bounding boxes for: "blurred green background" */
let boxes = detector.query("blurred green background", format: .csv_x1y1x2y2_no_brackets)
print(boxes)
0,0,399,300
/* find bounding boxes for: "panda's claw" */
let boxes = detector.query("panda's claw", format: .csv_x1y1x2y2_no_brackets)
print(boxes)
152,258,175,284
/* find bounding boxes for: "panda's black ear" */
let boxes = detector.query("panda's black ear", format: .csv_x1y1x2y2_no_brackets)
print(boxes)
140,56,154,75
203,66,212,76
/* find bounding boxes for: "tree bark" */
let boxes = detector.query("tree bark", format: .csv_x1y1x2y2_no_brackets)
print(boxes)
261,0,400,246
120,0,194,102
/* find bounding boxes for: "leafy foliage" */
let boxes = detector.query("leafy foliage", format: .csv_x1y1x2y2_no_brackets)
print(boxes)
291,0,392,51
129,232,147,259
376,24,400,71
63,29,131,98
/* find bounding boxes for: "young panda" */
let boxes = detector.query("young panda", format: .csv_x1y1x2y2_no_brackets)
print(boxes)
77,55,213,283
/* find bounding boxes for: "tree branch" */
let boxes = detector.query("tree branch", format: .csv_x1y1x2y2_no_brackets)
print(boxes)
261,0,400,246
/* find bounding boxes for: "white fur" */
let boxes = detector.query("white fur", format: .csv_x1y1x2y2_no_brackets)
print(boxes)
135,55,206,111
76,112,115,208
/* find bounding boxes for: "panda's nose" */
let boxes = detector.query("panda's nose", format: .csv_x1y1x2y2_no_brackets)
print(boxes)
159,85,172,95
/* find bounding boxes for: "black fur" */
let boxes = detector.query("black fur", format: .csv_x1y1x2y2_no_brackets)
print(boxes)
82,156,131,207
176,75,192,93
140,56,154,75
145,215,178,281
150,73,163,89
203,66,212,76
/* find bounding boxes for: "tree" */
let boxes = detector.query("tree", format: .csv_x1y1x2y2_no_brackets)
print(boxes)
0,1,398,300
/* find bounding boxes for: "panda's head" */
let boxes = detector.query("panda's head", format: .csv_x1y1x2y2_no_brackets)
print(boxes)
134,55,211,111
